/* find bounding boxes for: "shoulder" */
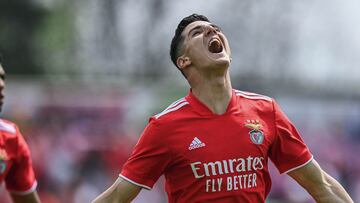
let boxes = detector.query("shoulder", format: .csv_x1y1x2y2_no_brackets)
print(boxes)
151,97,190,121
234,89,275,112
137,97,189,141
0,118,18,135
234,89,273,102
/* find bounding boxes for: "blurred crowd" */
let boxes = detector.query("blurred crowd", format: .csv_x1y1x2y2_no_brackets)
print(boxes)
0,96,359,203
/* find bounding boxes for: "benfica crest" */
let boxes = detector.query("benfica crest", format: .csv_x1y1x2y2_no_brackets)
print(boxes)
0,149,8,174
245,120,264,145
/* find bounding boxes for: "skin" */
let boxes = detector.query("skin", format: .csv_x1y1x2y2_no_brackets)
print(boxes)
92,177,141,203
92,20,354,202
0,64,41,203
176,21,232,115
10,192,41,203
288,159,353,203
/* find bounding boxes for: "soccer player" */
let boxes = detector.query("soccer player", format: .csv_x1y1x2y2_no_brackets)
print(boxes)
0,54,41,203
92,14,353,202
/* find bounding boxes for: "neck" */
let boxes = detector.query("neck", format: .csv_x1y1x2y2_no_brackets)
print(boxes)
189,71,232,115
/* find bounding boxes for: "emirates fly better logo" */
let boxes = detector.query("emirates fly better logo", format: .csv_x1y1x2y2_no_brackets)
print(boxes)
190,156,264,192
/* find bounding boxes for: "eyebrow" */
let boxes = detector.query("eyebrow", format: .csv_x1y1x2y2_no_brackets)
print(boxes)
211,24,222,31
188,25,202,37
188,23,221,37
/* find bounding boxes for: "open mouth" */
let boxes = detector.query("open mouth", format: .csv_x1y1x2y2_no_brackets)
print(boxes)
208,38,223,53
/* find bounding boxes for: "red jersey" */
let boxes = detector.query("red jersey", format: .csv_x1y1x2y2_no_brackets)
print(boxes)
121,89,312,203
0,119,37,195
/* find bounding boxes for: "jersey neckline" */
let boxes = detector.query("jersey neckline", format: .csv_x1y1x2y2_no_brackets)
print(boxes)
185,89,238,117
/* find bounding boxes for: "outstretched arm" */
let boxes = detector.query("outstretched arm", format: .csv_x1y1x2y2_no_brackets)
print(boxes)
92,177,142,203
287,159,353,203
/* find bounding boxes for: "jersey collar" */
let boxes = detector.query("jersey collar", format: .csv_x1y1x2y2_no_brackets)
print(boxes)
185,89,238,117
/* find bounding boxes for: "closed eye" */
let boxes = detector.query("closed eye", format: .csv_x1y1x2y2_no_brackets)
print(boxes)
189,25,203,38
192,30,201,37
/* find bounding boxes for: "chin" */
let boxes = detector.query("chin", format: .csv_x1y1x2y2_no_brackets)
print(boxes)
211,56,230,67
205,60,230,71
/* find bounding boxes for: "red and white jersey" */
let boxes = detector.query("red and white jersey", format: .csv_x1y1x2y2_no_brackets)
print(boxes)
121,89,312,203
0,119,37,195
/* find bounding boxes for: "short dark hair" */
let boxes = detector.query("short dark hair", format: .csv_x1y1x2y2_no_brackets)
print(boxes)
170,14,210,71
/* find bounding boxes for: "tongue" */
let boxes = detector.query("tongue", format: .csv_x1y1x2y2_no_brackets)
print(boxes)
208,40,223,53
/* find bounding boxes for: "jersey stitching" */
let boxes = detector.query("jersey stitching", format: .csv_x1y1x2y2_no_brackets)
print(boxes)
119,174,152,190
283,155,314,174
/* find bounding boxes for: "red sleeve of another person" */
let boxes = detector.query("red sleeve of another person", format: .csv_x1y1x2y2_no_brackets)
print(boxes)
120,118,171,189
269,100,313,174
5,126,37,194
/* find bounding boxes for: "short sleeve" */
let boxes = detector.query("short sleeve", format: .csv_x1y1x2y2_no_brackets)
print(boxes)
269,100,313,174
5,127,37,194
120,119,171,189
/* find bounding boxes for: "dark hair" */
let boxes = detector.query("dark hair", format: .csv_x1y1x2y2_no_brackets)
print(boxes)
170,14,210,72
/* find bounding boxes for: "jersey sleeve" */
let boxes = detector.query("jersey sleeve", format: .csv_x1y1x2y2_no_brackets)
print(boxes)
269,100,313,174
120,118,172,190
5,126,37,194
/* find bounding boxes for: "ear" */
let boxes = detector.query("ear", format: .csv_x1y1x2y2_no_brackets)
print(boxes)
176,56,192,70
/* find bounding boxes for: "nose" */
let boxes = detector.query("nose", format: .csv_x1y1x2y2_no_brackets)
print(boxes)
0,80,4,89
204,26,217,36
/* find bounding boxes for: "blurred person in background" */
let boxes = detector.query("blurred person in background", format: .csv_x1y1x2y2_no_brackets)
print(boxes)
0,53,41,203
92,14,353,203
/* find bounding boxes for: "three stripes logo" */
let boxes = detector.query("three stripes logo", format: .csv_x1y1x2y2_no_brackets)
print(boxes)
234,90,272,102
189,137,206,150
155,98,189,119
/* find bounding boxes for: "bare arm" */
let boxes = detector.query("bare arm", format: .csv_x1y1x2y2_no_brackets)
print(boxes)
92,177,142,203
10,191,41,203
287,159,353,203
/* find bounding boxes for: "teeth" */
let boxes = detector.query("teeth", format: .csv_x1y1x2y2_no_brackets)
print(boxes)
208,38,223,53
209,38,221,44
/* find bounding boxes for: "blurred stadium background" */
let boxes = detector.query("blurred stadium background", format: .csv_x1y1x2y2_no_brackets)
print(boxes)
1,0,359,202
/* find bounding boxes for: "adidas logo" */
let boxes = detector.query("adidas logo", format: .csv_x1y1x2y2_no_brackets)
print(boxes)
188,137,206,150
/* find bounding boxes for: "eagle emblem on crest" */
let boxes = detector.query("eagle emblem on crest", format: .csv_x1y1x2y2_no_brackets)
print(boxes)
244,120,265,145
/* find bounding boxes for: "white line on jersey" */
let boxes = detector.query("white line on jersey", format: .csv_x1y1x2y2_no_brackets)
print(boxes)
155,100,189,119
163,98,186,111
0,120,16,134
234,90,272,102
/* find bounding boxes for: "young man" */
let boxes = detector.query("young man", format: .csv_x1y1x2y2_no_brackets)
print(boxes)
93,14,353,203
0,54,41,203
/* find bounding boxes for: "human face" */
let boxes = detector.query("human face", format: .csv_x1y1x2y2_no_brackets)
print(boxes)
0,65,5,112
181,21,231,70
